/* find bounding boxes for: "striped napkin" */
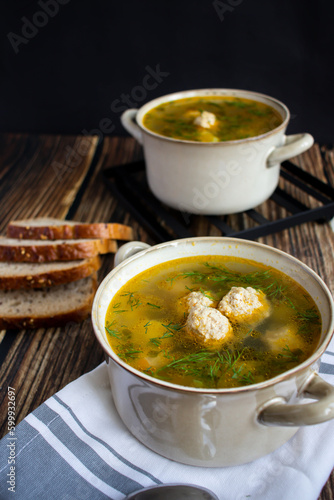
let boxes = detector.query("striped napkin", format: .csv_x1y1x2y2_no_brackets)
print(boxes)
1,339,334,500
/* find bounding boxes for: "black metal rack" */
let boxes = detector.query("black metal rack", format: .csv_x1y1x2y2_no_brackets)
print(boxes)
103,159,334,243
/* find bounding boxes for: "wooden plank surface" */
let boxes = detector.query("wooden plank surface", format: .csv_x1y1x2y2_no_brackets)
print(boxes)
0,134,99,231
0,134,333,499
0,135,149,438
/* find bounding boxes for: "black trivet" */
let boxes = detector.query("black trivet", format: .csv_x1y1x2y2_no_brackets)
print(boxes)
103,160,334,243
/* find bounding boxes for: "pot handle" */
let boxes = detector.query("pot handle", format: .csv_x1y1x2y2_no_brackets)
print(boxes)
114,241,151,267
258,372,334,427
266,133,314,167
121,109,143,145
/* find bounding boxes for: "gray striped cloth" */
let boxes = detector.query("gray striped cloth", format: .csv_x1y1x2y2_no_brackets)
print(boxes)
1,341,334,500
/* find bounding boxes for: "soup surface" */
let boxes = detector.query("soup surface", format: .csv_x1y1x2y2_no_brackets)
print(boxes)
142,96,283,142
105,256,321,389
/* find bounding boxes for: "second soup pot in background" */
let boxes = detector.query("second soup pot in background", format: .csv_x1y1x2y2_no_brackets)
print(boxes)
121,89,314,215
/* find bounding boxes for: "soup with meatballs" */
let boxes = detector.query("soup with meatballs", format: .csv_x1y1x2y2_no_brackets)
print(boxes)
142,96,283,142
105,255,321,389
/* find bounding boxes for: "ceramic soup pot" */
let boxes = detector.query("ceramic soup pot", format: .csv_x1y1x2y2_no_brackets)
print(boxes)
92,237,334,467
121,89,314,215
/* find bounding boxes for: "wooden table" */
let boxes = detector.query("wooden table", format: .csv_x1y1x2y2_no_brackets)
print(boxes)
0,134,333,498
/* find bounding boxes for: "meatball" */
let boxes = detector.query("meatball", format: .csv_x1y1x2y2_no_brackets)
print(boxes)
185,291,214,310
194,111,216,129
264,324,303,354
186,304,232,343
218,286,270,323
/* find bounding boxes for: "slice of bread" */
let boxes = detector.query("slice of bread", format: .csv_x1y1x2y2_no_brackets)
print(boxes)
7,217,134,241
0,237,117,262
0,256,101,289
0,275,97,329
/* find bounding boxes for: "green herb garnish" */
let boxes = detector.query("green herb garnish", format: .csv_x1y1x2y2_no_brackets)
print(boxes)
277,345,300,362
105,321,121,339
147,302,161,309
144,321,151,334
121,291,142,310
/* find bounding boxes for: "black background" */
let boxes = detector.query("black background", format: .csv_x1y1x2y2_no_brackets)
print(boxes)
1,0,333,142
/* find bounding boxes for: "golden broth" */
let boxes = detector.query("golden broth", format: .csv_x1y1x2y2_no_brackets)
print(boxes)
142,96,283,142
105,256,321,389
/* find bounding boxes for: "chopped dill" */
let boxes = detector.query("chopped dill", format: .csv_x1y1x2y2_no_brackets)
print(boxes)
121,291,142,310
149,323,183,346
261,281,287,299
219,348,245,369
166,276,178,286
149,337,162,347
296,308,320,321
156,348,249,386
277,345,300,362
244,328,253,338
144,321,151,334
123,349,142,359
199,288,216,300
176,263,284,297
180,270,209,282
144,367,154,376
232,365,244,379
116,343,143,361
147,302,161,309
105,321,121,339
160,332,173,339
157,351,214,372
162,322,184,335
241,371,255,385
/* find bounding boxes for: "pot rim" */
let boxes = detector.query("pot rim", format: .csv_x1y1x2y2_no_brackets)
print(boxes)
134,88,290,145
92,236,334,395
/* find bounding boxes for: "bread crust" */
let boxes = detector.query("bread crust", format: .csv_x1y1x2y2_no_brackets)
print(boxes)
0,239,117,262
0,307,92,329
0,256,101,289
0,217,126,329
7,219,133,241
0,276,97,329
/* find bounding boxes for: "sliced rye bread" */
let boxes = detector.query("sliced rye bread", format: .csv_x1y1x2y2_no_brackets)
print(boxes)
7,217,134,241
0,275,97,329
0,256,101,289
0,237,117,262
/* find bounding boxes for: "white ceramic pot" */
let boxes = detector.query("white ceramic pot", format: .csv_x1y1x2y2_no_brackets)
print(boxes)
92,237,334,467
121,89,314,215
